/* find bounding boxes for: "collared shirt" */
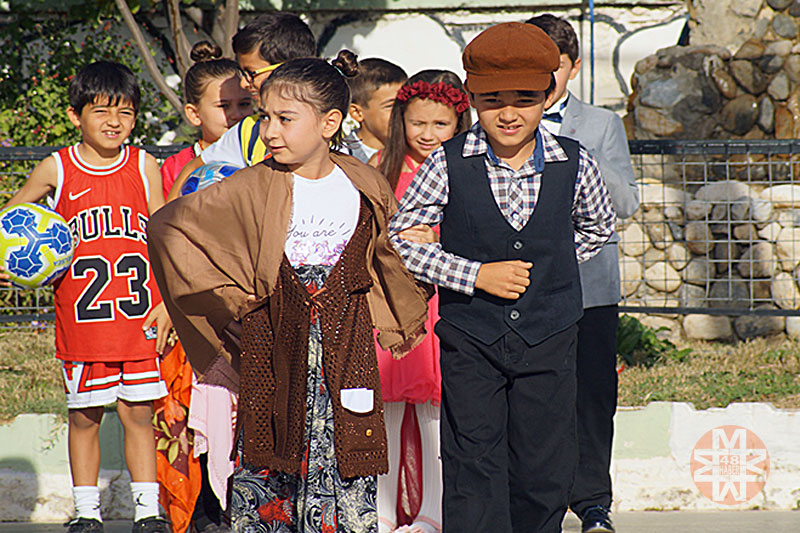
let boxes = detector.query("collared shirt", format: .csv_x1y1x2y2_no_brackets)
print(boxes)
541,93,570,134
341,129,379,164
389,121,616,296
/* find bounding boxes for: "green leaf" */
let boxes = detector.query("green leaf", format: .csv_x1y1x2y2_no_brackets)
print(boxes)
168,440,179,464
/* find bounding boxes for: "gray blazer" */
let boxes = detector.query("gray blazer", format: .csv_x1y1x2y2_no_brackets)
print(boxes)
560,93,639,308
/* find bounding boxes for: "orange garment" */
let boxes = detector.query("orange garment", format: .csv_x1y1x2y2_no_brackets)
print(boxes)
154,342,201,533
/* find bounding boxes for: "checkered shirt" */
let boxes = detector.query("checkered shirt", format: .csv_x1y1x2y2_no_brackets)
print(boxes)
389,122,616,295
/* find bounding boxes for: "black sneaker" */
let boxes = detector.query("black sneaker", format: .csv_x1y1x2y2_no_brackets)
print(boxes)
192,523,231,532
64,517,104,532
581,505,615,533
132,516,171,533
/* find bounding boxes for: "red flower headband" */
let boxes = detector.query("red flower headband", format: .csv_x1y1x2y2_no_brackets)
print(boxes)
396,80,470,113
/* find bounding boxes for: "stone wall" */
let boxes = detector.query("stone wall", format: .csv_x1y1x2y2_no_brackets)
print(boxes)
623,1,800,341
629,0,800,139
620,178,800,341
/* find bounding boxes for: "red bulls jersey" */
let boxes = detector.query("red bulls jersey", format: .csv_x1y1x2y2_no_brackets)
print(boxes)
52,144,162,362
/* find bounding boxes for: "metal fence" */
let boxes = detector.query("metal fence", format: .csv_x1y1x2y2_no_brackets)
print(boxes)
622,140,800,318
3,140,800,326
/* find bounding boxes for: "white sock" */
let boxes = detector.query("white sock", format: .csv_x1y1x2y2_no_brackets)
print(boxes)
130,481,160,521
414,401,442,532
378,401,404,532
72,486,102,521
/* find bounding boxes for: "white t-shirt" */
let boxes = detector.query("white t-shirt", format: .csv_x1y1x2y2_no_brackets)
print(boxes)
285,165,360,267
200,125,247,169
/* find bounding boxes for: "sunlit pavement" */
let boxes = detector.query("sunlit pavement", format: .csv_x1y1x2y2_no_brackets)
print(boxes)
2,512,800,533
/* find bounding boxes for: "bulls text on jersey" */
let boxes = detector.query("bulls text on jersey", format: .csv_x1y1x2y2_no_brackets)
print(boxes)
67,205,148,246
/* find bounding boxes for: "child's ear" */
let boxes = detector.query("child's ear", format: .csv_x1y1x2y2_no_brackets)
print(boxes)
66,107,82,129
184,104,203,127
349,103,364,123
322,109,343,140
569,57,582,80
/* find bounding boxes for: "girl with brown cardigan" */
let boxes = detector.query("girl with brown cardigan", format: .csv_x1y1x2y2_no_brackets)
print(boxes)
147,51,432,532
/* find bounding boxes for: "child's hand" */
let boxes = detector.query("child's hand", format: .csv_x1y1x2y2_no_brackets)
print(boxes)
474,260,532,299
0,266,11,288
143,302,173,356
398,224,439,244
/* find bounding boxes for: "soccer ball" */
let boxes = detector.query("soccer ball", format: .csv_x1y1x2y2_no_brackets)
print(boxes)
180,162,241,196
0,203,75,289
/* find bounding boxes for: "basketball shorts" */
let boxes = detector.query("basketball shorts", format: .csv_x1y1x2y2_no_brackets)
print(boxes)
62,358,168,409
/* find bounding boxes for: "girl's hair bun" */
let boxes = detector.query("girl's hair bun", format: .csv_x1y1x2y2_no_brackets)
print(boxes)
331,49,359,78
190,41,223,63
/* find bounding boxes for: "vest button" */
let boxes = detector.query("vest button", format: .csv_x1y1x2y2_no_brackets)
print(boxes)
509,310,520,320
366,428,373,437
513,240,523,250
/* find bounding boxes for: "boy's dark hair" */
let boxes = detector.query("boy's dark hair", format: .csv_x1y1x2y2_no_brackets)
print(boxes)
545,76,557,97
348,58,408,107
233,12,317,64
380,70,471,191
68,61,141,115
259,50,359,147
525,14,579,63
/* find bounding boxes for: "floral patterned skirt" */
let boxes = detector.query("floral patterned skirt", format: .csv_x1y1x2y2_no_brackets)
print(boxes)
230,265,378,533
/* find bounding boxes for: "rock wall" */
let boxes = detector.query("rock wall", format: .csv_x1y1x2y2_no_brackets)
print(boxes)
623,1,800,341
620,179,800,341
629,1,800,139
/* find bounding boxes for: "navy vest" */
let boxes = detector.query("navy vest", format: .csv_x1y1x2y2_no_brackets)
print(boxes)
439,132,584,346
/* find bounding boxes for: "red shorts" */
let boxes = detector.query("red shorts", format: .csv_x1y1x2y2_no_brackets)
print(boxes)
62,358,167,409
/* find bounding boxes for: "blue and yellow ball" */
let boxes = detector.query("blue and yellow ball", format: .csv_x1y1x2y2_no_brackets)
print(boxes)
180,162,241,196
0,203,75,289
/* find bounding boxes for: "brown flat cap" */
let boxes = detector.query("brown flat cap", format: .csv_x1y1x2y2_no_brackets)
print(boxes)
463,22,560,94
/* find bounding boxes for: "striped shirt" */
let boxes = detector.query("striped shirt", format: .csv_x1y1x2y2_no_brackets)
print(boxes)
389,122,616,295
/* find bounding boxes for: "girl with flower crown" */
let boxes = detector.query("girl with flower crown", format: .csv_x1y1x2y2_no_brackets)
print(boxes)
369,70,471,533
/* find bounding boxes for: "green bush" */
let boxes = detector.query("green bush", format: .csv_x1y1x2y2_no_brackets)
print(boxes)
617,314,692,368
0,13,180,317
0,15,179,148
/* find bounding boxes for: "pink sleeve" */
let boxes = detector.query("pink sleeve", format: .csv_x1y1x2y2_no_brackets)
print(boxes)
160,146,197,198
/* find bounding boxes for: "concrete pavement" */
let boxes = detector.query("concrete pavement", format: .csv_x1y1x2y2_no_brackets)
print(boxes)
2,512,800,532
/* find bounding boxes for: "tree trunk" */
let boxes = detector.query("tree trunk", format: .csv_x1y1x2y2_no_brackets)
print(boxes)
219,0,239,59
166,0,192,78
113,0,185,121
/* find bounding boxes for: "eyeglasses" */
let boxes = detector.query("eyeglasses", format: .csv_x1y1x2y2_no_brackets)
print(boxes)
242,63,283,83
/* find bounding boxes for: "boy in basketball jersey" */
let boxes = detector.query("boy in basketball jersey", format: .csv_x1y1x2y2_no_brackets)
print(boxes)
3,61,172,533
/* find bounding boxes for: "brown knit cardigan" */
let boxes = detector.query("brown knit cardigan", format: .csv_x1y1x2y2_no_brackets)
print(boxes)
240,200,387,477
147,153,432,475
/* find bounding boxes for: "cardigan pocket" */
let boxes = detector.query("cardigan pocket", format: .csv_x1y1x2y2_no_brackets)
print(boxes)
341,388,374,414
338,409,384,454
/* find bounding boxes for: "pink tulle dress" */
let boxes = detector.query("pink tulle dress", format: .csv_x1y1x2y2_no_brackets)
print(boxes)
376,154,441,405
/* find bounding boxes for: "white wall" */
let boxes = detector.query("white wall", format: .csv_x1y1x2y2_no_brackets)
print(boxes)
315,5,688,113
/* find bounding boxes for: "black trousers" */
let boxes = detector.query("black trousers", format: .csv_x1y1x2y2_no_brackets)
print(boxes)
569,305,619,517
436,320,578,533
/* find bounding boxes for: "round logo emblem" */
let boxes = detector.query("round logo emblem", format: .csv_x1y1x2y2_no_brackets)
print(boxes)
690,425,770,505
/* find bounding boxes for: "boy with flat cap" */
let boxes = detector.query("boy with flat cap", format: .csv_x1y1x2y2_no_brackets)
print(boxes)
529,14,640,533
389,22,615,532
